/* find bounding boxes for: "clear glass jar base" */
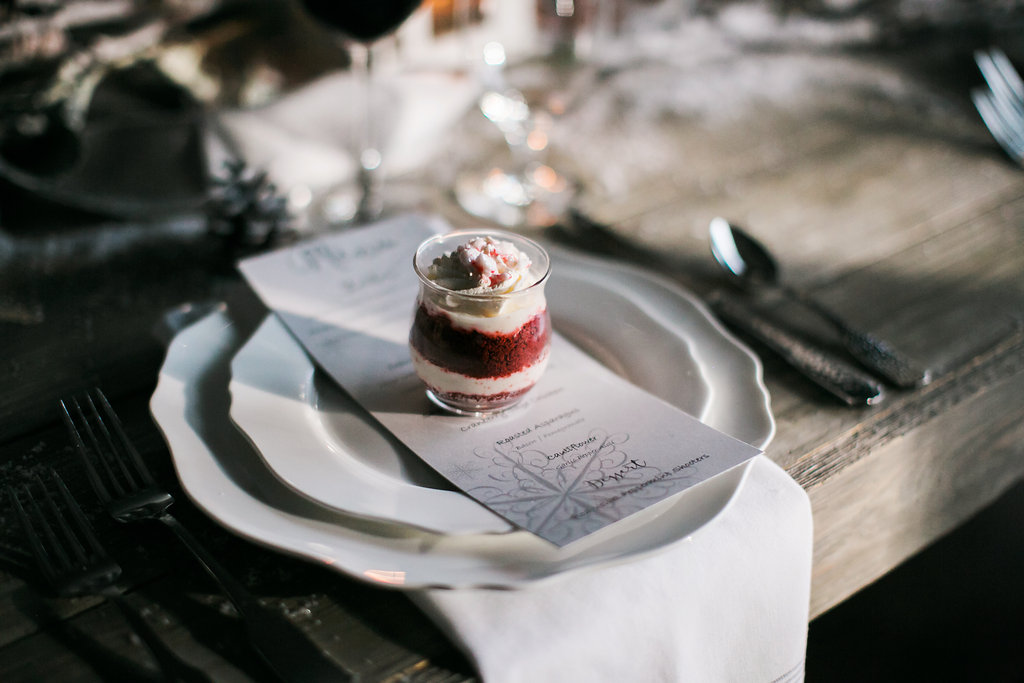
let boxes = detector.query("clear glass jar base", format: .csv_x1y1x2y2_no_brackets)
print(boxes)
425,389,527,417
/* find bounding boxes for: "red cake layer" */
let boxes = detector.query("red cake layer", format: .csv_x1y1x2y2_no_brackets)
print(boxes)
409,305,550,378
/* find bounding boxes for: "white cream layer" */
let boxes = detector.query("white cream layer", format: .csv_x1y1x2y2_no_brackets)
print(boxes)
420,295,547,335
410,347,550,396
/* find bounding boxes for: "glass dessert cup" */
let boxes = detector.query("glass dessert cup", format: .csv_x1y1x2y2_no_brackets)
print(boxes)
409,230,551,416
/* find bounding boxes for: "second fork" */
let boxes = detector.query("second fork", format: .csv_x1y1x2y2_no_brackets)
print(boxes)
973,47,1024,163
7,467,211,683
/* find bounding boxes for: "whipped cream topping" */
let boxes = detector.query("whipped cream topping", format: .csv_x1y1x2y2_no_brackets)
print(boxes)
426,236,535,294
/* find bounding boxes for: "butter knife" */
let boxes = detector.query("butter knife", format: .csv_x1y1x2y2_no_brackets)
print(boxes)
710,291,885,406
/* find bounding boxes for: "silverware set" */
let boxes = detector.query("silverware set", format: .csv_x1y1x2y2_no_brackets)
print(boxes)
4,388,354,682
707,218,931,407
973,47,1024,164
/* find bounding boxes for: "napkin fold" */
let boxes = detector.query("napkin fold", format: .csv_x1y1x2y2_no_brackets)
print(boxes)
415,456,811,683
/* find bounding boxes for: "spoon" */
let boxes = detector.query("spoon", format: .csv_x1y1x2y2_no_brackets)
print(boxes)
709,217,931,389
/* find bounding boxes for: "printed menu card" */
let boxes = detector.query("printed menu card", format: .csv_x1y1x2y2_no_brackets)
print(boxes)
239,215,761,546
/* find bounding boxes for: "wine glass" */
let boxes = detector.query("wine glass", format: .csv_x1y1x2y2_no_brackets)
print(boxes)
454,0,603,228
298,0,424,223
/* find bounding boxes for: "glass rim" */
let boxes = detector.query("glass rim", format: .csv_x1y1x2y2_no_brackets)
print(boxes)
413,229,551,299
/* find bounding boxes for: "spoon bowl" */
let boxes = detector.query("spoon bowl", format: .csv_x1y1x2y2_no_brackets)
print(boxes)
709,216,779,288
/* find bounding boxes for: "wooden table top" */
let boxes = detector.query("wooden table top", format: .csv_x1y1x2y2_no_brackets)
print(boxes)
1,26,1022,682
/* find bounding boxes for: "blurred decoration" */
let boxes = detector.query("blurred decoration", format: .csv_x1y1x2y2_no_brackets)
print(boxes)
205,158,293,254
0,0,352,217
3,0,1021,223
0,58,210,218
162,1,350,107
0,1,348,108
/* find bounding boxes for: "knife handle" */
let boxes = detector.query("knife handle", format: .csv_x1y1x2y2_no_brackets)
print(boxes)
710,293,885,407
784,287,931,388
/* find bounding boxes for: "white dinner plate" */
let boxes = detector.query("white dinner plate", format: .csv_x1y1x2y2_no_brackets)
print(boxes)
151,249,774,589
229,315,512,535
226,246,750,535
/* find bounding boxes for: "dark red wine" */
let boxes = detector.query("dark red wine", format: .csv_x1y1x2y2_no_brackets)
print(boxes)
300,0,423,43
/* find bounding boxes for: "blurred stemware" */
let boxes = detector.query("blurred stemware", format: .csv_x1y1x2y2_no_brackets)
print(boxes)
298,0,425,224
455,0,605,228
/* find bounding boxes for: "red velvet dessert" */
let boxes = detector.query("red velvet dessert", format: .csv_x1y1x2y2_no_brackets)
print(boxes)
409,231,551,414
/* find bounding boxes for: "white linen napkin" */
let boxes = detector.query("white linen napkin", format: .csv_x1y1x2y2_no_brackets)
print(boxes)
415,455,811,683
206,67,480,202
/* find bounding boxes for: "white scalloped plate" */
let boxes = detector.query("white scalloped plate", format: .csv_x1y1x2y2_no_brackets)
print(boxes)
151,250,774,589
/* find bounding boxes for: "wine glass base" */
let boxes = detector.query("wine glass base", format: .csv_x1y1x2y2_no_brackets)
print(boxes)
454,166,575,228
309,177,433,230
316,184,364,226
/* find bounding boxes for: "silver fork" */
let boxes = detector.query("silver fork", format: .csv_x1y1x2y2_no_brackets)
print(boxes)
972,47,1024,163
61,388,354,683
7,467,211,683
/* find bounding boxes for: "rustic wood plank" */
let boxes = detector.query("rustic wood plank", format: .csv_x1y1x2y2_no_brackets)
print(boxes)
763,194,1024,457
0,561,477,682
526,41,1024,624
806,349,1024,616
566,108,1020,288
0,585,281,682
813,193,1024,369
0,600,161,683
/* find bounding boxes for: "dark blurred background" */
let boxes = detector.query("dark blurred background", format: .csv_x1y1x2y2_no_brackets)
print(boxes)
808,481,1024,682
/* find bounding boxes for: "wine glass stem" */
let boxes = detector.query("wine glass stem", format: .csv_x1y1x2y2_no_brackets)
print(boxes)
353,42,383,221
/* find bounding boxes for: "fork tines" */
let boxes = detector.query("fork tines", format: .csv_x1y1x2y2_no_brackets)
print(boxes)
972,89,1024,162
6,467,120,596
976,47,1024,106
60,388,156,505
974,47,1024,164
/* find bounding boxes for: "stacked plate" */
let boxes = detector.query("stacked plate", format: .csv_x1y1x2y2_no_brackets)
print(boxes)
149,247,774,589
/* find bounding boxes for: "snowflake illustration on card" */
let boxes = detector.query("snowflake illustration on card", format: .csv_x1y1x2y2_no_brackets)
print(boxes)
464,428,684,545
